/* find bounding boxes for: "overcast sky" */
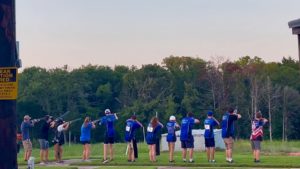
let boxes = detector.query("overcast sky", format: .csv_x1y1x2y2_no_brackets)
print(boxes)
16,0,300,69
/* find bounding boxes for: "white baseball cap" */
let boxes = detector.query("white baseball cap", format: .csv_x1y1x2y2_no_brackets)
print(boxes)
105,109,111,114
169,115,176,121
24,115,31,120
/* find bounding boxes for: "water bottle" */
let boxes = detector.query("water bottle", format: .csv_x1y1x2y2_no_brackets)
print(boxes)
27,156,35,169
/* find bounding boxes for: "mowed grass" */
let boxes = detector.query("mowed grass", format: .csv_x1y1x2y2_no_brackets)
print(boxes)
18,140,300,168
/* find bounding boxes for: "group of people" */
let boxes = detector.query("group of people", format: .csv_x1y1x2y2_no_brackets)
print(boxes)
20,115,71,164
20,107,268,165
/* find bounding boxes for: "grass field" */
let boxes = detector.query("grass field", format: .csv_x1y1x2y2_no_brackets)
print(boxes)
18,140,300,168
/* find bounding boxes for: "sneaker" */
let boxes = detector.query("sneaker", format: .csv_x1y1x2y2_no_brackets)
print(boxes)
188,159,194,163
183,159,187,162
39,162,45,165
169,160,175,163
102,159,109,164
85,159,91,162
255,159,260,163
226,159,234,163
211,160,216,163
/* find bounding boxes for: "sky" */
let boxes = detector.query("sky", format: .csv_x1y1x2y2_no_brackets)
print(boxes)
16,0,300,69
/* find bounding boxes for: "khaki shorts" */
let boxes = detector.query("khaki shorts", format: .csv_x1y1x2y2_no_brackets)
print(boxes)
22,140,32,151
223,137,234,150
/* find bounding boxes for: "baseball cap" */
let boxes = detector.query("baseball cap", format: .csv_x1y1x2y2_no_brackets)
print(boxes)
169,115,176,121
24,115,31,120
131,115,137,120
207,111,213,116
105,109,111,114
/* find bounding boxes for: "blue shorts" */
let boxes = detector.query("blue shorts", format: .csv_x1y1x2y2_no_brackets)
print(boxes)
181,138,194,149
146,139,155,145
104,136,114,144
81,140,91,145
38,139,49,150
205,138,215,148
167,135,177,143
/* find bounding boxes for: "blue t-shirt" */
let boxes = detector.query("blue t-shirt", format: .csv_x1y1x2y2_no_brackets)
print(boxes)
180,117,195,141
204,118,218,139
21,121,33,140
80,122,93,141
99,114,117,137
125,119,142,142
166,121,178,142
221,112,238,138
146,123,163,144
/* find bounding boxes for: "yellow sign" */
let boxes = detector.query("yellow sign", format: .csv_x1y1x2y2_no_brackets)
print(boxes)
0,67,18,100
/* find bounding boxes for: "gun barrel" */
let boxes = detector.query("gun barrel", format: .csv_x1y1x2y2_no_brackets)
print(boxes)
68,118,82,124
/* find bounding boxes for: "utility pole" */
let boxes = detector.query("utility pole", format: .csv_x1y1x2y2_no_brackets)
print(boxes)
0,0,18,169
288,18,300,71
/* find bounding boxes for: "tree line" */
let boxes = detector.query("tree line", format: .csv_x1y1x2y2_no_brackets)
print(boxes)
17,56,300,143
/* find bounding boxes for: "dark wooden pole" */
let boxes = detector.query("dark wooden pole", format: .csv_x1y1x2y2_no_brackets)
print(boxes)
0,0,18,169
298,34,300,71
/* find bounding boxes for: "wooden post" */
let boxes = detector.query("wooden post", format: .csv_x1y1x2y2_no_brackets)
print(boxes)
298,35,300,71
0,0,18,169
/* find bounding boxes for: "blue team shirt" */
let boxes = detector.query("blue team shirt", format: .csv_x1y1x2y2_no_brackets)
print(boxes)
125,119,142,142
21,121,33,140
221,112,238,138
180,117,195,141
204,118,218,138
99,114,117,137
166,121,178,142
80,122,93,141
146,123,163,144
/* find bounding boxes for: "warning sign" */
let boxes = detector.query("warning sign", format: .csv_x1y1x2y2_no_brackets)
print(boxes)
0,67,18,100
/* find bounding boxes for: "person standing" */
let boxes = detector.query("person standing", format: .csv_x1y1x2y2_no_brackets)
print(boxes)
180,112,200,163
52,118,70,164
80,117,96,162
21,115,37,161
221,108,241,163
124,115,143,162
37,115,53,164
204,111,220,163
99,109,118,164
146,117,163,162
250,111,268,163
166,115,180,163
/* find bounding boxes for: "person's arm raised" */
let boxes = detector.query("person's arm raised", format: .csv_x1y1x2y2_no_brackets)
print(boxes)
194,118,200,124
114,113,118,120
212,117,220,126
136,120,144,128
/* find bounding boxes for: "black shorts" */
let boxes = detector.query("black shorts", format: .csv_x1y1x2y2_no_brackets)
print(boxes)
81,141,91,145
52,140,64,146
205,138,215,148
104,136,114,144
181,140,194,149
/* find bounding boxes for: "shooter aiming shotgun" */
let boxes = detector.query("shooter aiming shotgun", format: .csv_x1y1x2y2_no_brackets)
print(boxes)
52,117,81,163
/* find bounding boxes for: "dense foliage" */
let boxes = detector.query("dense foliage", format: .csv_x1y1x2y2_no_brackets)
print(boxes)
17,56,300,143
